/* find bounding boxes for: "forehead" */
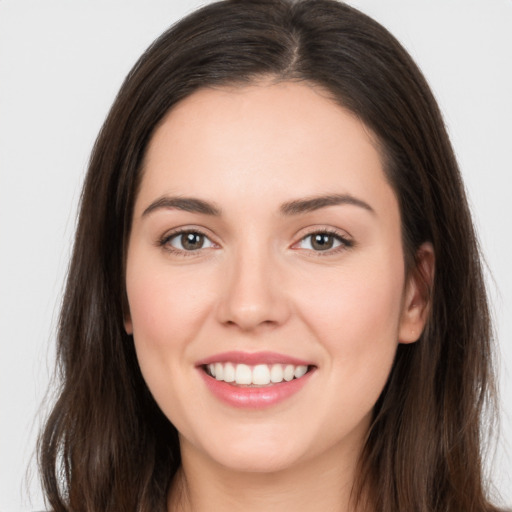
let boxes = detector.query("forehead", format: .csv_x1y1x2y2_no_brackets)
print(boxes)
137,81,394,217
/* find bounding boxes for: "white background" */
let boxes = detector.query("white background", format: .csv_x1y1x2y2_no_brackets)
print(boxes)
0,1,510,510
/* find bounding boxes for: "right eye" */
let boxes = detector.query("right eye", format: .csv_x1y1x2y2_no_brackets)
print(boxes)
164,231,215,252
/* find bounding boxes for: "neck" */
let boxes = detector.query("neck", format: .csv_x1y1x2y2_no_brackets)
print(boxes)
168,437,370,512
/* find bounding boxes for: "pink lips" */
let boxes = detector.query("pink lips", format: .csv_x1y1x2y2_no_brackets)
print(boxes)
196,351,312,367
196,351,315,409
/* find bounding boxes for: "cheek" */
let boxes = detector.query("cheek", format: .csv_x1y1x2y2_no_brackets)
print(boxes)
126,258,213,350
300,258,403,338
125,260,212,424
295,252,404,392
126,268,177,393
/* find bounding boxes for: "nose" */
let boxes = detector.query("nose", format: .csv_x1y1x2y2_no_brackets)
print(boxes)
216,244,290,332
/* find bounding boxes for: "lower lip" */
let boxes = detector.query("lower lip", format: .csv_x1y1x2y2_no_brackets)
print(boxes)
198,368,314,409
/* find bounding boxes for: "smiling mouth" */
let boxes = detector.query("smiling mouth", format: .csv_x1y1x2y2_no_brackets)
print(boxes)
203,362,314,387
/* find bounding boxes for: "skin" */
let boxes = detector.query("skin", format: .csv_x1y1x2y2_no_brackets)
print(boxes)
124,81,433,512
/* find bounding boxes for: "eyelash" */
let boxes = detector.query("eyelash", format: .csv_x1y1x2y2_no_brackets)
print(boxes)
158,228,217,257
294,229,354,255
158,228,354,257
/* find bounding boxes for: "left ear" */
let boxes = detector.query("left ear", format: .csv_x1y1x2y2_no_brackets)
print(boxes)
122,290,133,335
398,241,435,344
124,313,133,335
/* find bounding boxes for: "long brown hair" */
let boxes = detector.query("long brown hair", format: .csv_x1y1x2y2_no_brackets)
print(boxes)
38,1,502,510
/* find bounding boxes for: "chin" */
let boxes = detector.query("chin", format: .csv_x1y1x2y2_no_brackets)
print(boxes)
189,423,320,475
211,446,300,474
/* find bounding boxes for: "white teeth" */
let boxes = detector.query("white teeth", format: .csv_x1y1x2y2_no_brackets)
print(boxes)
206,362,311,385
235,364,252,385
294,365,308,378
214,362,224,381
223,362,235,382
252,364,271,385
284,364,295,382
270,364,284,383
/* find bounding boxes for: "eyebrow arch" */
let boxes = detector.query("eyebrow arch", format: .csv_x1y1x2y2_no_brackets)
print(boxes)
280,193,375,216
142,196,221,217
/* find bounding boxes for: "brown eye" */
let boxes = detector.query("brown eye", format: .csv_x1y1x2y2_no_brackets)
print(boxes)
311,233,335,251
297,232,352,252
168,231,214,251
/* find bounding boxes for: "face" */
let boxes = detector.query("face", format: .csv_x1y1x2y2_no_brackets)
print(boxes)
125,81,429,474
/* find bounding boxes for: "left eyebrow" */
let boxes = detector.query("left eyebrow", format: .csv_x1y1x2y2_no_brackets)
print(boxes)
280,193,375,216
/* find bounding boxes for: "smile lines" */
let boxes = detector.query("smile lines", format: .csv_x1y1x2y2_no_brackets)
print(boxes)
205,362,310,386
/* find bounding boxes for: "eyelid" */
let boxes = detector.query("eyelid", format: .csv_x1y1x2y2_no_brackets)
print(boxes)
156,225,353,256
158,226,219,256
291,227,354,253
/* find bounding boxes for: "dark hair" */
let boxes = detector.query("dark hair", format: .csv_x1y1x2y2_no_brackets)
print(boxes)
39,1,502,510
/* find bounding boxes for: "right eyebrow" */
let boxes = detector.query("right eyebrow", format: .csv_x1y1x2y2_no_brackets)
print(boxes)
142,196,222,217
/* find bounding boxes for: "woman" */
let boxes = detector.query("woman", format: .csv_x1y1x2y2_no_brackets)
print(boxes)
38,0,504,510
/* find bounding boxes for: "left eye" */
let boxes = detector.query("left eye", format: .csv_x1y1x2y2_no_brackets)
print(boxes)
167,231,215,251
297,232,348,251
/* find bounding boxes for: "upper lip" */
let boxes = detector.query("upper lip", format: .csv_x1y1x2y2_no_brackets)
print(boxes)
195,351,314,367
